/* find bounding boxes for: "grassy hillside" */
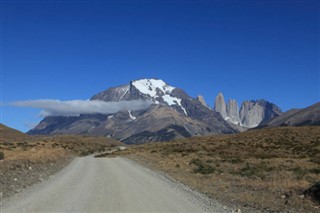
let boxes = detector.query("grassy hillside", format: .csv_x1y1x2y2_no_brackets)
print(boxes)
0,124,30,142
0,123,122,161
114,126,320,212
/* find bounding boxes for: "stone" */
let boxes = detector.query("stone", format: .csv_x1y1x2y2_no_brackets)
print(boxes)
214,92,227,119
240,100,281,128
304,182,320,204
197,95,209,108
226,99,241,125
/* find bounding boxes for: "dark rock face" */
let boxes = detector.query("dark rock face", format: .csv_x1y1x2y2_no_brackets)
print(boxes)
28,114,109,135
29,79,237,143
122,124,192,144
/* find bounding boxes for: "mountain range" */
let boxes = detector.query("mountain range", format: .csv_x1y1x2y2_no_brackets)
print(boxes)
214,92,282,128
28,78,319,144
29,79,237,143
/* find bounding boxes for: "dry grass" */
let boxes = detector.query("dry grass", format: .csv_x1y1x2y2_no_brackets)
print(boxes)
0,123,122,162
116,126,320,212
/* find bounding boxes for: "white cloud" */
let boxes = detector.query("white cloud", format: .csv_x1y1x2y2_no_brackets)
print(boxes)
11,99,152,117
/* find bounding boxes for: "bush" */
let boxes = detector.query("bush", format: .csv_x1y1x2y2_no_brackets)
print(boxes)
194,163,214,174
309,168,320,174
80,151,89,156
190,158,214,174
190,158,202,166
240,164,258,177
0,151,4,160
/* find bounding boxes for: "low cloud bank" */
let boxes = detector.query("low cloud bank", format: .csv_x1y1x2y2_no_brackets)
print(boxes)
11,99,153,117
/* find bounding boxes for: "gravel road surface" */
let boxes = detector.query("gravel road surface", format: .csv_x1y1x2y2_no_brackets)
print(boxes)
1,157,230,213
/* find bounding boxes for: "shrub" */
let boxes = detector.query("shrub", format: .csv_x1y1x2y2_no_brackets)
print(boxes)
309,168,320,174
190,158,202,166
80,151,89,156
310,156,320,164
240,163,263,178
292,166,307,179
0,151,4,160
190,158,214,174
194,163,214,174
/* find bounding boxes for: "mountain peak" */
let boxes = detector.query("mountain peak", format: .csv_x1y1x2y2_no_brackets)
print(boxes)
197,95,209,108
214,92,227,119
131,79,175,98
214,92,282,128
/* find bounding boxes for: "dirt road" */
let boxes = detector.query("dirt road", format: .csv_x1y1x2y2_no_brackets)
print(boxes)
1,157,230,213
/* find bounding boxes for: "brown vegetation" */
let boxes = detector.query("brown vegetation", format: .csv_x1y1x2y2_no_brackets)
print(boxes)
1,123,122,161
115,126,320,212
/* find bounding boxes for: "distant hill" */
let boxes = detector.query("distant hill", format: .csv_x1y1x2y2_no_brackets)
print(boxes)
0,123,30,142
262,102,320,127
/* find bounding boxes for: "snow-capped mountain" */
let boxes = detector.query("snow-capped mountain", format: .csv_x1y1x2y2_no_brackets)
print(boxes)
91,79,187,115
29,79,237,143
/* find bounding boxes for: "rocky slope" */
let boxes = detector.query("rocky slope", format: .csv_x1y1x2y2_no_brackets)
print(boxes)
214,93,282,128
197,95,210,109
29,79,237,144
263,102,320,127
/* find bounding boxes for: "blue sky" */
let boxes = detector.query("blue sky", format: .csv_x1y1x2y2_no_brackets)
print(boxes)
1,1,319,132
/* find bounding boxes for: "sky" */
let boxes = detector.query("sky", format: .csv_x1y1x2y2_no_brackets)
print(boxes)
1,0,319,132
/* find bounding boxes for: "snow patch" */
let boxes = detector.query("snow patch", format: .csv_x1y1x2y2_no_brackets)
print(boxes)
132,79,175,98
226,117,241,126
128,110,136,120
119,86,130,101
131,79,187,115
162,95,187,115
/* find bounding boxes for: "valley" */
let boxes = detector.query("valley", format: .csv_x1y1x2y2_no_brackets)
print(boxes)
1,80,319,212
1,123,320,212
3,1,318,212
